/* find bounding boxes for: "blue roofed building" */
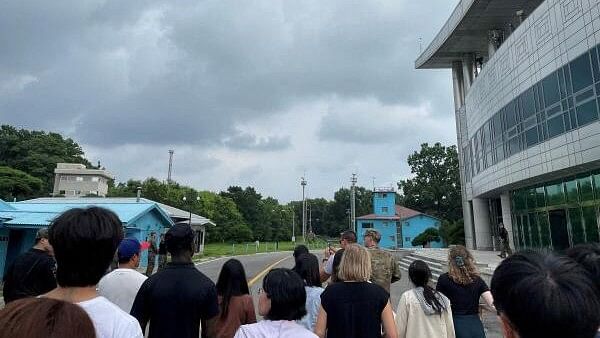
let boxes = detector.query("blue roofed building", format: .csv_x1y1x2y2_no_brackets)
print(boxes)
356,188,444,249
0,197,214,280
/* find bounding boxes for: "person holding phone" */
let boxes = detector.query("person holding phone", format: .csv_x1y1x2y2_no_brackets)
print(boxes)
320,231,356,282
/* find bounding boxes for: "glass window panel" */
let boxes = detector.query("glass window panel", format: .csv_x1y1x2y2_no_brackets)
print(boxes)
526,188,537,208
570,52,593,93
594,174,600,199
513,190,527,211
538,212,552,247
575,88,594,103
564,112,573,131
582,206,600,243
522,215,531,247
495,146,505,162
529,213,540,247
569,208,586,245
547,114,565,138
508,136,521,155
565,179,578,203
505,102,518,128
591,47,600,82
546,182,565,206
578,176,594,201
523,116,536,129
492,113,503,139
576,100,599,126
543,73,560,107
525,127,539,147
569,109,577,129
565,65,574,96
536,187,546,207
547,105,561,117
521,89,536,118
514,215,523,248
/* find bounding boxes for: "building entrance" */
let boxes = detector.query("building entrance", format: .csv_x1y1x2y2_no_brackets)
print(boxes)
548,210,570,251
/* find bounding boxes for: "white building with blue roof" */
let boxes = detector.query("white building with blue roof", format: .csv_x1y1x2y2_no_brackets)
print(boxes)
0,197,213,279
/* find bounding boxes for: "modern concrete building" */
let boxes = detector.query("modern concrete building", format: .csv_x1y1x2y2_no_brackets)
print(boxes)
417,0,600,251
356,188,443,249
52,163,114,197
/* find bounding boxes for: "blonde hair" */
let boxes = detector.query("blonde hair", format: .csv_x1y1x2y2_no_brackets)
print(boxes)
338,244,371,282
447,245,479,285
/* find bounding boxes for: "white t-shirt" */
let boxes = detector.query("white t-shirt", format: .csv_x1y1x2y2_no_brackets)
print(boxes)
78,296,143,338
234,320,318,338
98,268,147,313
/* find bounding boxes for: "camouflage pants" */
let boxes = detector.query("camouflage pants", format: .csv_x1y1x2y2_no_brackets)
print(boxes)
157,254,167,271
500,240,512,258
146,254,156,276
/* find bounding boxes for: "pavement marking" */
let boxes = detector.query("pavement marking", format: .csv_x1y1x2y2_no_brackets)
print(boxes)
247,256,290,287
194,257,225,266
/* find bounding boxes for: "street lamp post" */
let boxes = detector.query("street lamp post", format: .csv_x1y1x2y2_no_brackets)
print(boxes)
301,177,307,242
182,195,200,226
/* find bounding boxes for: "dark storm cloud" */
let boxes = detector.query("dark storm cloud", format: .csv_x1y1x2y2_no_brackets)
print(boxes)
222,131,292,151
0,0,456,148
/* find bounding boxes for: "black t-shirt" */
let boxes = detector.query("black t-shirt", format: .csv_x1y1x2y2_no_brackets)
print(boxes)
320,281,389,338
130,262,219,338
158,242,167,255
436,272,489,315
2,248,56,304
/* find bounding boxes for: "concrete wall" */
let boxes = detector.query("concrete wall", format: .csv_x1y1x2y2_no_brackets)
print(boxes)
401,215,444,249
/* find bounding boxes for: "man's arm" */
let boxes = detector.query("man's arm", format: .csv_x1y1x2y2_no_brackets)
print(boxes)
319,251,335,283
130,281,151,334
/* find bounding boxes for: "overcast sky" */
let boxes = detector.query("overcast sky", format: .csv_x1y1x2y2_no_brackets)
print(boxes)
1,0,458,202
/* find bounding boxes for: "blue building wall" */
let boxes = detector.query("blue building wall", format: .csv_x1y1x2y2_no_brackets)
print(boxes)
127,210,168,268
401,215,444,249
0,228,8,278
373,192,396,217
357,219,399,249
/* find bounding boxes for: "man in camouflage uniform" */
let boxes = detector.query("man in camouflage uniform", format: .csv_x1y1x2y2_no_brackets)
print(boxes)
363,229,401,293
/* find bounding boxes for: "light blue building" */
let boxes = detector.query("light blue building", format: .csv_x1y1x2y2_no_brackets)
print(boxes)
356,188,444,249
0,198,178,280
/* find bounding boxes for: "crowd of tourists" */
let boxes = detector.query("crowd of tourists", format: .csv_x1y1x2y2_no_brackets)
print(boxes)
1,206,600,338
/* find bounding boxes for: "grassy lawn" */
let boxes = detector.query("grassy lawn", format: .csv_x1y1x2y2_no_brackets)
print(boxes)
195,240,329,259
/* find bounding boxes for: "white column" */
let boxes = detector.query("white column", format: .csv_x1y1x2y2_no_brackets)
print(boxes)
472,198,493,250
463,199,475,249
200,226,206,253
500,193,515,250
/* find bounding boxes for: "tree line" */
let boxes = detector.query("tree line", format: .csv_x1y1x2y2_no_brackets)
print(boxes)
0,125,465,244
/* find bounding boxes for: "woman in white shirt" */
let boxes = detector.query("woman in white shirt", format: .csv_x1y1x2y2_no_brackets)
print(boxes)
395,260,455,338
234,268,317,338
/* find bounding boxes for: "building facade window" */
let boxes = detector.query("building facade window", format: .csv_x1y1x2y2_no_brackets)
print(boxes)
512,170,600,251
362,223,373,229
382,207,388,213
405,237,411,242
465,44,600,181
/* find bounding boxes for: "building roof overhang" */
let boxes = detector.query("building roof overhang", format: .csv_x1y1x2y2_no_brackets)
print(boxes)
415,0,543,69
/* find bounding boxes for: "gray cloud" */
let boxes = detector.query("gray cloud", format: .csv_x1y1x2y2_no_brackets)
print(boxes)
1,0,460,200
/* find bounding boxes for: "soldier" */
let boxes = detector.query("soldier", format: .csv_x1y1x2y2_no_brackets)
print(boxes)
363,229,401,293
498,223,512,258
157,234,167,272
145,232,157,277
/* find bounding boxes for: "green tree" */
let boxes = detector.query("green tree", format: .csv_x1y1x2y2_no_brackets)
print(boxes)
439,219,465,245
411,227,441,247
398,143,462,222
0,125,92,195
0,166,44,201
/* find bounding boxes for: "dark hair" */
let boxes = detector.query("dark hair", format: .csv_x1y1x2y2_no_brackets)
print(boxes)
340,230,356,243
165,225,194,257
408,260,446,313
491,251,600,338
291,245,309,273
262,268,307,321
331,248,345,283
216,259,250,319
566,243,600,293
295,253,321,287
0,298,96,338
49,207,123,287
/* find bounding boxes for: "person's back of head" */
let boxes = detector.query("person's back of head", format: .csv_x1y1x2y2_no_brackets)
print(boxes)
216,258,250,319
0,297,96,338
292,245,309,272
566,243,600,294
262,268,307,321
338,244,371,282
49,207,123,287
340,230,357,244
447,245,478,285
408,260,446,314
165,224,195,259
331,248,345,283
295,253,321,288
491,251,600,338
117,238,141,268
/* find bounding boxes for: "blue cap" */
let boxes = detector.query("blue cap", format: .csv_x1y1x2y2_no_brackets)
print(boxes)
118,238,141,261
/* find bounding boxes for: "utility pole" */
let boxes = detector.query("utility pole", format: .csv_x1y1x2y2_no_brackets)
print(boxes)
308,203,312,235
301,177,307,242
167,150,174,184
350,173,357,233
291,210,295,243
